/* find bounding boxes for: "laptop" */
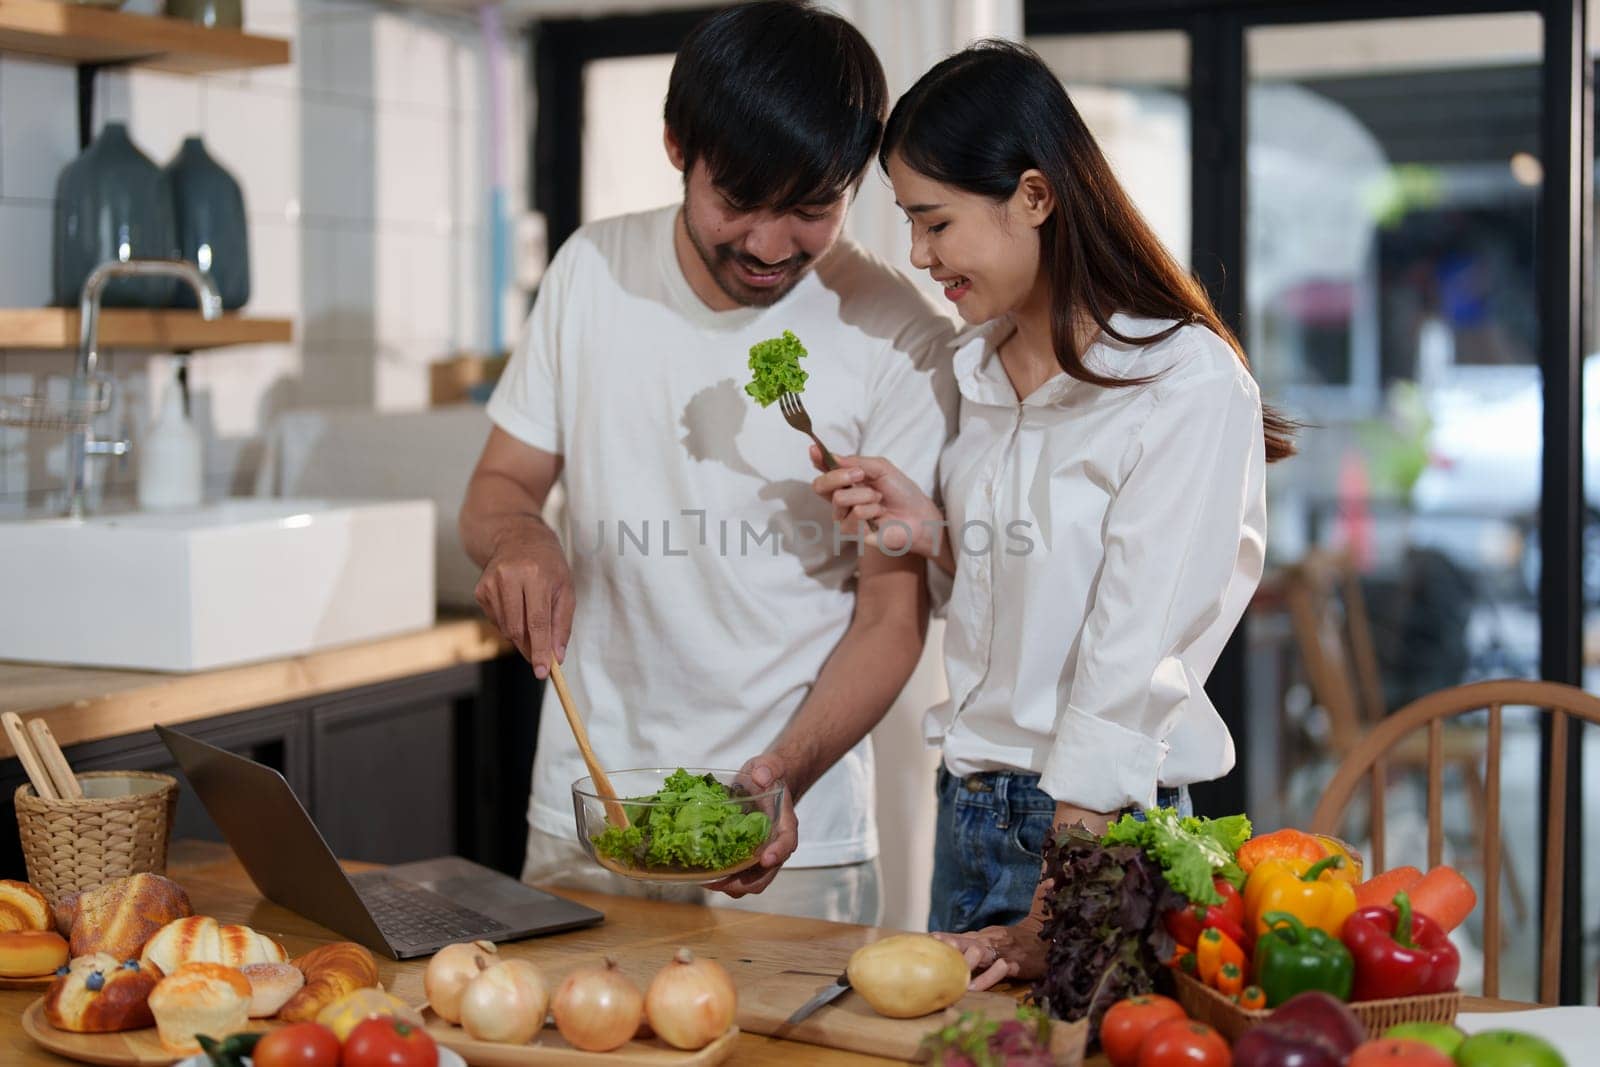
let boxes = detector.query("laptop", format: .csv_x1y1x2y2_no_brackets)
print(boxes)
156,724,603,959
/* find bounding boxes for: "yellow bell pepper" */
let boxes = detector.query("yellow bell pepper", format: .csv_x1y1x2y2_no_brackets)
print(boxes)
1244,854,1357,938
1314,834,1364,884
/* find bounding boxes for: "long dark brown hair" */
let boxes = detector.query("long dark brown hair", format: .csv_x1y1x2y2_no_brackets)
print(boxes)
882,40,1295,461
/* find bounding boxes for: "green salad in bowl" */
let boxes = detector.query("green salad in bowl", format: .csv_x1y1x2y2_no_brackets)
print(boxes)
574,768,784,884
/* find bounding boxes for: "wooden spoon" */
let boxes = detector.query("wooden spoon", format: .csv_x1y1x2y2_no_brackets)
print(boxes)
28,718,83,800
1,713,57,802
546,659,629,828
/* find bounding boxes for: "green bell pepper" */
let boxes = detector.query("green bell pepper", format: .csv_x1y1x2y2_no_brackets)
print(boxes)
1252,910,1354,1007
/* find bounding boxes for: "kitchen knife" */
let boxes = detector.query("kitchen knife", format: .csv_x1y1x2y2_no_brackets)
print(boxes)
783,971,852,1027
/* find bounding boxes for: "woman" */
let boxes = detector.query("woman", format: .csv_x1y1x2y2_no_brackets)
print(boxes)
812,41,1294,988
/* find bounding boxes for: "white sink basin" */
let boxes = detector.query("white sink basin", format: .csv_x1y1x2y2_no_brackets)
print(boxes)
0,498,436,672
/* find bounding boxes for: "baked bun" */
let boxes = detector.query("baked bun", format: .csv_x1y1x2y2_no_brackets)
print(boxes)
147,962,251,1054
0,929,69,977
67,874,193,961
0,880,51,932
140,916,288,975
277,942,380,1022
240,961,304,1018
43,953,160,1033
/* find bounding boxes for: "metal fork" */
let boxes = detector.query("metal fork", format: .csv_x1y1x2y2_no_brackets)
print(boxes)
778,391,839,470
777,391,878,533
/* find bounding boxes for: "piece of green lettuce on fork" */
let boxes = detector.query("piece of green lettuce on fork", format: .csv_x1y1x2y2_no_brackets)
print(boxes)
745,330,809,407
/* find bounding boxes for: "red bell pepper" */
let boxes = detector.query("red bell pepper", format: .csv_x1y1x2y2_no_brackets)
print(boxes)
1340,890,1460,1001
1163,876,1251,949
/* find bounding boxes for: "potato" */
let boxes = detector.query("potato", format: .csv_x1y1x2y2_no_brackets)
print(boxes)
846,934,969,1019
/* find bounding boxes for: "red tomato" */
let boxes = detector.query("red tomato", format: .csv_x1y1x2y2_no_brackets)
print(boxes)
1137,1019,1231,1067
341,1017,439,1067
253,1023,342,1067
1349,1038,1455,1067
1100,995,1188,1067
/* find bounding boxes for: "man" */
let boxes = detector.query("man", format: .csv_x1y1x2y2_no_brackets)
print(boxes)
460,0,954,924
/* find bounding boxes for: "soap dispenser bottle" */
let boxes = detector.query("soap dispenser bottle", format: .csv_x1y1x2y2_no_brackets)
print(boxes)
138,363,204,511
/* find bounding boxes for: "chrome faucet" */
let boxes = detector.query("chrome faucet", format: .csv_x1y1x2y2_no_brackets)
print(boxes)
66,259,222,519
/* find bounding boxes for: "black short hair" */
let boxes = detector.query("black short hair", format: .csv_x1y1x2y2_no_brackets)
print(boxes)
664,1,886,211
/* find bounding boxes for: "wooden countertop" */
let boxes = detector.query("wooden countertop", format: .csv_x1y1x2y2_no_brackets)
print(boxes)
0,617,508,757
0,843,957,1066
0,843,1541,1067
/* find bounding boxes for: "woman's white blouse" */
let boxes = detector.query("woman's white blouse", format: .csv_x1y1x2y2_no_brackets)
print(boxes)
927,313,1268,812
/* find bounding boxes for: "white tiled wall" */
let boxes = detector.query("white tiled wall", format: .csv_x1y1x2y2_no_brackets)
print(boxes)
0,0,527,512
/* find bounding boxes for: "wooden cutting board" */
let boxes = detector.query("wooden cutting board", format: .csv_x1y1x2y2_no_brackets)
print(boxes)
733,968,1086,1063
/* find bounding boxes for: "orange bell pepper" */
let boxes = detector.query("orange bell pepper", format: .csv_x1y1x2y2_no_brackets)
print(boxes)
1313,834,1364,883
1237,828,1326,874
1244,854,1358,938
1238,985,1267,1011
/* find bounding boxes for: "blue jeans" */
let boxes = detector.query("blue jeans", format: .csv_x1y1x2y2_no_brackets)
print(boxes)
928,768,1192,934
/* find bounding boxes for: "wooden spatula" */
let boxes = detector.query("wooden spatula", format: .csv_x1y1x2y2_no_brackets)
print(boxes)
1,712,57,802
28,718,83,800
546,659,629,828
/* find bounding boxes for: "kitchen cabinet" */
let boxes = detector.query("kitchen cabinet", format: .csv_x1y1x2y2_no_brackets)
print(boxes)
0,655,542,879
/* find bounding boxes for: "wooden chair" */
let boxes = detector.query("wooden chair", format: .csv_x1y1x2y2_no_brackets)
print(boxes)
1309,679,1600,1003
1282,549,1527,921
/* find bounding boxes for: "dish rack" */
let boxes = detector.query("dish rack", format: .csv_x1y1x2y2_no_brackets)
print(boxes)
0,374,114,434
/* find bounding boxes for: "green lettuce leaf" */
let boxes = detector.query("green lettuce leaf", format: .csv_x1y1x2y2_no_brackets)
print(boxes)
745,330,808,407
592,768,771,872
1100,808,1253,905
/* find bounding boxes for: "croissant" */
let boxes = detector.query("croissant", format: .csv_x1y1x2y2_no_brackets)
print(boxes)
140,916,288,975
277,941,380,1023
0,880,51,933
66,874,193,961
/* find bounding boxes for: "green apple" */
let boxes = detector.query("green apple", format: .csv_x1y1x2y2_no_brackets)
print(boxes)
1385,1022,1465,1056
1455,1030,1567,1067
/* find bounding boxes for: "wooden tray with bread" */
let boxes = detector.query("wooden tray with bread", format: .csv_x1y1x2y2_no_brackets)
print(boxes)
19,871,744,1067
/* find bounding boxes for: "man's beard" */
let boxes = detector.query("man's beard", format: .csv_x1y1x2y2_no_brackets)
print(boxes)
683,211,811,308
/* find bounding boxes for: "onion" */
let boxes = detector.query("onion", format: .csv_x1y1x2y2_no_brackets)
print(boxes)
460,957,548,1045
644,948,736,1050
424,939,498,1024
552,957,643,1052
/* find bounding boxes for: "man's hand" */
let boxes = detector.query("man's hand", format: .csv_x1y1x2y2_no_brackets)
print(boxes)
705,753,797,898
933,915,1048,992
473,523,574,679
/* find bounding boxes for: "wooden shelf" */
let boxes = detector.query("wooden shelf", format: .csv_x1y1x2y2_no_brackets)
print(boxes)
0,308,293,350
0,0,289,73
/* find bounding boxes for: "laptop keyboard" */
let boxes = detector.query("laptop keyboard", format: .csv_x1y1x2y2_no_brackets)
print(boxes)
351,871,511,944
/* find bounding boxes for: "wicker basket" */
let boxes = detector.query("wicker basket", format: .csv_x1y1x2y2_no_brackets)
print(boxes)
14,771,178,903
1173,970,1460,1042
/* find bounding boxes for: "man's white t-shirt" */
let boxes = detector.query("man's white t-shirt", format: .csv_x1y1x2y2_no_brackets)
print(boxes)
487,205,956,867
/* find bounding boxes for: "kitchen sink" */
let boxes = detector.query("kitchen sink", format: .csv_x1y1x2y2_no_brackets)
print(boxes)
0,498,436,671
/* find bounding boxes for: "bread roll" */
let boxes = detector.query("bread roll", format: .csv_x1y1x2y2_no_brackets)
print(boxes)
240,961,303,1018
140,916,288,975
0,929,69,977
0,880,51,932
67,874,193,961
148,962,251,1054
0,880,50,933
43,953,160,1033
277,941,380,1022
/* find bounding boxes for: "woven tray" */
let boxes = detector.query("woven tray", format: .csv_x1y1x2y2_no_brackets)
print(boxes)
1172,970,1460,1041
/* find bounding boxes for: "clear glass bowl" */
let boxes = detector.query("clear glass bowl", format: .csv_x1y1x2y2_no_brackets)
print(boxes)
573,767,785,885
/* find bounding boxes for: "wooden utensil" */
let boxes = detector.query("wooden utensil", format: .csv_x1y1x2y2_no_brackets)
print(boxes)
26,718,82,800
546,659,629,828
1,713,57,802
